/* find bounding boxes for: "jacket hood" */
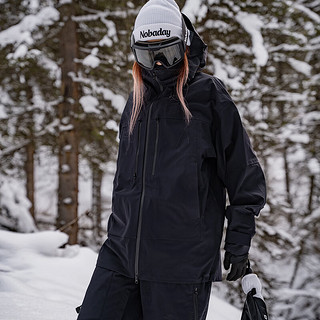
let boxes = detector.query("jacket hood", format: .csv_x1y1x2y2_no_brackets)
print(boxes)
182,13,208,81
141,13,208,94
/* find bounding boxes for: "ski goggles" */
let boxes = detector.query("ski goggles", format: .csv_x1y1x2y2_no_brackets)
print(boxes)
131,36,186,70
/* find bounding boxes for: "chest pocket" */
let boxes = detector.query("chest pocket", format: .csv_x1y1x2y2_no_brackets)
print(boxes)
113,121,141,192
154,116,198,170
144,116,202,241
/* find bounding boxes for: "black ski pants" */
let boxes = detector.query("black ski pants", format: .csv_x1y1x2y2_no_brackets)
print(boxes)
77,266,212,320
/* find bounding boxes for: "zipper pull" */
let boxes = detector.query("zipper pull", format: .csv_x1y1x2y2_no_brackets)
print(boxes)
135,274,139,284
152,71,163,92
194,287,198,295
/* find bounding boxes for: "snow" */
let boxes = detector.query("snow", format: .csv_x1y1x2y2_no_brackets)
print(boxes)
182,0,206,23
32,51,60,80
288,57,312,76
0,7,59,49
0,105,7,119
197,4,208,23
79,95,100,114
204,19,231,33
293,3,320,24
63,145,72,151
127,2,135,9
83,48,100,68
0,230,241,320
63,197,72,204
69,73,126,113
0,86,14,119
288,133,309,144
33,147,97,222
279,288,320,300
304,207,320,225
0,230,96,320
99,35,113,47
99,19,118,46
29,0,39,11
211,57,244,90
106,119,119,131
9,44,28,59
61,164,71,173
302,111,320,125
83,55,100,69
274,91,308,102
246,101,263,120
308,158,320,175
236,12,268,66
0,178,36,233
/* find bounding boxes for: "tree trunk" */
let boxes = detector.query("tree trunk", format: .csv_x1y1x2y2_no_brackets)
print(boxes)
25,83,35,222
56,2,79,245
25,141,35,220
92,164,103,242
283,145,292,208
308,175,314,213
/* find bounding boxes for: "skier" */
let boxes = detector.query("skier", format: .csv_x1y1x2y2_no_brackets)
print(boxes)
77,0,267,319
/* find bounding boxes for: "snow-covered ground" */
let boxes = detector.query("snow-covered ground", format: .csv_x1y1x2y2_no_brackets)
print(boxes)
0,230,241,320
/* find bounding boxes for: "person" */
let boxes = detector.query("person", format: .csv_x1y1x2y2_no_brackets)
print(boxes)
77,0,267,319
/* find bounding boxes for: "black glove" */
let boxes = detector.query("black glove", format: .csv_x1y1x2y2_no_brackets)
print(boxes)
223,251,248,281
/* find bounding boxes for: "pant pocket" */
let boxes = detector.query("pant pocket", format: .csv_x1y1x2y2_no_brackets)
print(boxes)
193,286,199,320
192,282,212,320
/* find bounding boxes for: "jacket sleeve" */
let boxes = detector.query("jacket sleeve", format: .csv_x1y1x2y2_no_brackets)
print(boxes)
212,77,267,256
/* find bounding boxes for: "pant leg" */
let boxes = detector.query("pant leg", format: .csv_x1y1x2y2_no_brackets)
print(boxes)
77,266,143,320
121,282,143,320
140,280,212,320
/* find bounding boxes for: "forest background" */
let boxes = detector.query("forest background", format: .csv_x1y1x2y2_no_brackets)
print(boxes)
0,0,319,319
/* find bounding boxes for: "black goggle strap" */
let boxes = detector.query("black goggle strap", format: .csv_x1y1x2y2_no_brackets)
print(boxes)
181,15,190,47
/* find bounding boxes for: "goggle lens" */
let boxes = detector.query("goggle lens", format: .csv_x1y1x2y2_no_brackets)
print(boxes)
132,39,185,70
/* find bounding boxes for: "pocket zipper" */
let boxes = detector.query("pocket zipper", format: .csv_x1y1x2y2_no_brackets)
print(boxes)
134,120,142,179
193,287,199,320
152,118,160,176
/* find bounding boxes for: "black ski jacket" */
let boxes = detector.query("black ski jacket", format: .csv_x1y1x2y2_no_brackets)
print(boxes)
97,15,267,284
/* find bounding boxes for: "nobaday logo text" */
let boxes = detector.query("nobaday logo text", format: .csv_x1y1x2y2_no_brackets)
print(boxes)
140,28,171,39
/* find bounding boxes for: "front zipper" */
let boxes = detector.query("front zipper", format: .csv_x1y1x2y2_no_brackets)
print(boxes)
152,71,163,92
134,102,154,284
152,117,160,176
193,287,199,320
133,120,142,180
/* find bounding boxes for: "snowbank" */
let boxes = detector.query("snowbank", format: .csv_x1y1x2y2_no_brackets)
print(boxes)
0,230,241,319
0,230,97,320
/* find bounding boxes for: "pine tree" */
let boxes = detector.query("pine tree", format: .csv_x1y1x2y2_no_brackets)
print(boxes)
0,0,60,230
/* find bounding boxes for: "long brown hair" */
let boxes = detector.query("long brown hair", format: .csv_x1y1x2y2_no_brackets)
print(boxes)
129,50,191,135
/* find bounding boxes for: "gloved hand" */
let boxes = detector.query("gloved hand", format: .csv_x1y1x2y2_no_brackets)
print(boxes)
241,273,264,300
223,251,248,281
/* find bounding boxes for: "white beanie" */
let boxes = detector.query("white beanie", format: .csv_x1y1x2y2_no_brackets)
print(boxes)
132,0,183,42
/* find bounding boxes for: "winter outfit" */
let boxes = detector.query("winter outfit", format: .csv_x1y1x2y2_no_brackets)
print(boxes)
77,0,266,319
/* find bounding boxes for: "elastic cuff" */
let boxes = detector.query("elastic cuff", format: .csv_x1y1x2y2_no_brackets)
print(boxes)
225,230,252,246
224,243,250,256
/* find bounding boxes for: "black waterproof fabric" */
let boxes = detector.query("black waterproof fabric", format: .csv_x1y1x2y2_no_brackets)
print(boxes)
77,267,212,320
97,14,267,284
